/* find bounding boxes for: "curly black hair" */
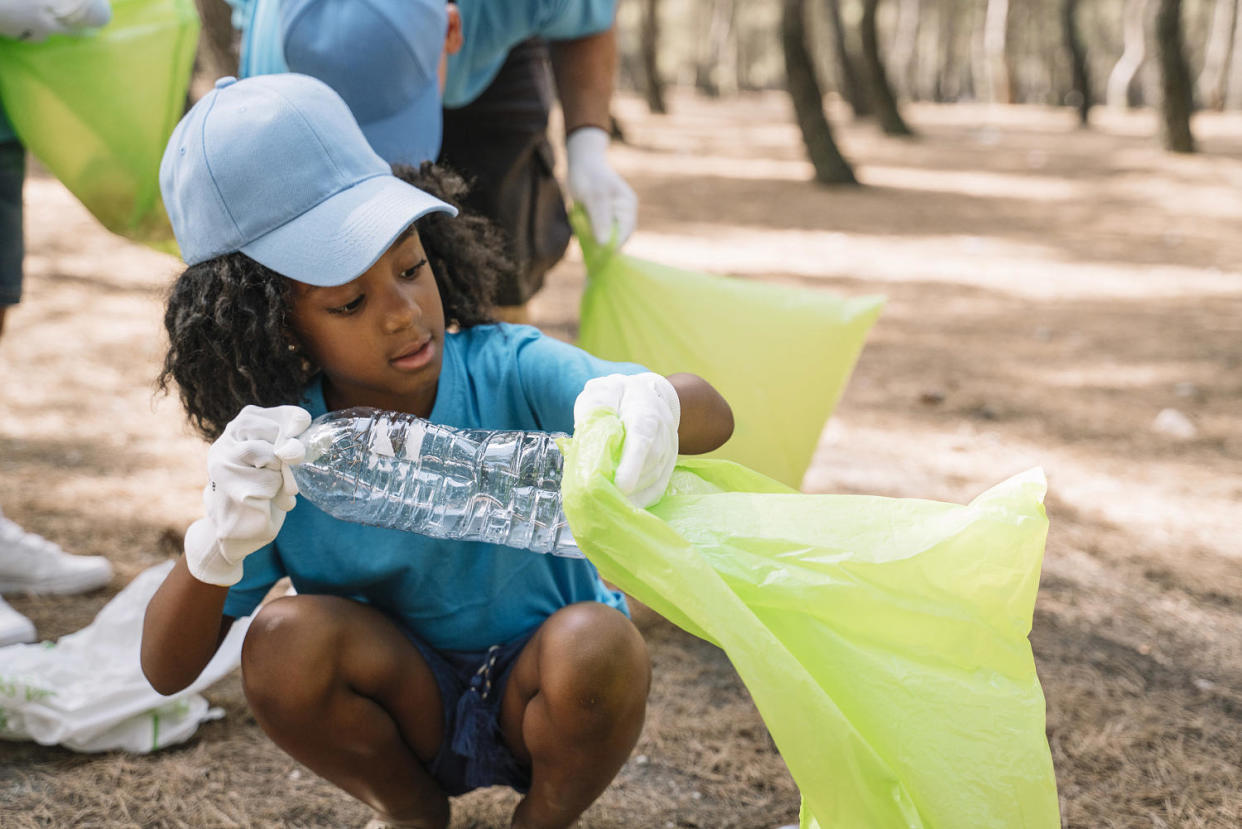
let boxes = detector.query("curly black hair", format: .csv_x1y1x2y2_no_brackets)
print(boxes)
158,162,513,441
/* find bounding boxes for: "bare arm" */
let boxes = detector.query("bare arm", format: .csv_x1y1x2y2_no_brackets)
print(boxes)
668,372,734,454
141,556,234,696
549,26,617,136
141,406,309,694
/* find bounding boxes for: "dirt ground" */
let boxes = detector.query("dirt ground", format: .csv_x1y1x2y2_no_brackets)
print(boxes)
1,91,1240,828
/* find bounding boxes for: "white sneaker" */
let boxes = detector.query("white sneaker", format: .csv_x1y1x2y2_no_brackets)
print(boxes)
0,511,113,595
0,594,36,646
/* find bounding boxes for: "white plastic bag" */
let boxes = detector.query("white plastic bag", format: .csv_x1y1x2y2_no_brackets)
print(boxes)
0,560,249,753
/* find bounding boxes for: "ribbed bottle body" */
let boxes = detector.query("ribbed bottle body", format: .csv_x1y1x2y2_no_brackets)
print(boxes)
291,408,581,557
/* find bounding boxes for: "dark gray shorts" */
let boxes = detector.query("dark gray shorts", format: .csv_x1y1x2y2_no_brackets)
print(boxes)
438,39,571,307
402,625,535,796
0,139,24,307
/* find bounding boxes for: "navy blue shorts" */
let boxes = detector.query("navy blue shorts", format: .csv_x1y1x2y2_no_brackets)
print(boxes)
402,627,535,796
0,139,24,307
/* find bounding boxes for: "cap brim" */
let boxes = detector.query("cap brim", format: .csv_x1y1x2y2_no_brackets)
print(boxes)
359,79,443,166
241,173,456,287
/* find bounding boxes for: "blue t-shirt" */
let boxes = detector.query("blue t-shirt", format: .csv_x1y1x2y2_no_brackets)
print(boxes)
222,324,644,652
228,0,616,107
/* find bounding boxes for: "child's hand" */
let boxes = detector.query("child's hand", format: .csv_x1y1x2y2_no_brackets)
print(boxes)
184,405,311,586
574,373,680,508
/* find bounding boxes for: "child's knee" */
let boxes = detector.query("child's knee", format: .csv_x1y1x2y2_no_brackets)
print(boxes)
241,595,343,714
540,603,650,727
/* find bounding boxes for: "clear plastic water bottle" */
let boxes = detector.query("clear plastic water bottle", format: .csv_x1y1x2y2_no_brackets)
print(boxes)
291,407,582,557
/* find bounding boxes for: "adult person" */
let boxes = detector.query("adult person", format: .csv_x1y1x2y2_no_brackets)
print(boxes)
0,0,115,646
226,0,636,323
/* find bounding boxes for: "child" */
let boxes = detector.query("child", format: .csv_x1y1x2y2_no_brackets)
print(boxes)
140,74,733,829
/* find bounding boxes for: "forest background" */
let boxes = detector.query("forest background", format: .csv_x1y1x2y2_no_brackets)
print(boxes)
1,0,1240,827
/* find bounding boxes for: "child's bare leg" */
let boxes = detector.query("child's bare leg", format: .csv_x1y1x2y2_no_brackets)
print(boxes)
501,602,650,829
241,595,450,828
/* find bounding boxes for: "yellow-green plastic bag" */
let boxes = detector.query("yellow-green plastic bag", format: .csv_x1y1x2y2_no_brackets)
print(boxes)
574,212,884,489
0,0,199,244
560,413,1060,828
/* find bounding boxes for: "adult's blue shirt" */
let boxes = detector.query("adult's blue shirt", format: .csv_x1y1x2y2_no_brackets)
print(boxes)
227,0,616,108
223,324,644,652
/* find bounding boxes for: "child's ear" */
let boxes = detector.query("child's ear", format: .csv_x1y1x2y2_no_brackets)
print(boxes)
445,4,463,56
284,327,316,373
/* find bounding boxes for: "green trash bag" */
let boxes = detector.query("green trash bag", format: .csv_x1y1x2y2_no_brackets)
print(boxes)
559,413,1060,829
573,211,884,490
0,0,199,245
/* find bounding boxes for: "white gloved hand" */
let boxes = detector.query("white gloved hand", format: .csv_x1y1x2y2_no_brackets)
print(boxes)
566,126,637,248
0,0,112,42
574,372,680,508
184,405,311,586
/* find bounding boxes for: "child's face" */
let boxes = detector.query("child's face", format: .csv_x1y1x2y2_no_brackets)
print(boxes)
289,226,446,416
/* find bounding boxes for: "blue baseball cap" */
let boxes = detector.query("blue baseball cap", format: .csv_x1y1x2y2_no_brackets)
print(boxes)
159,73,456,287
280,0,446,166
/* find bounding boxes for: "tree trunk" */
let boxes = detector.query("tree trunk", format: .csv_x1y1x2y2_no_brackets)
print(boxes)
937,0,964,101
1063,0,1091,124
1108,0,1150,107
1226,0,1242,107
641,0,668,114
915,1,942,101
694,0,736,98
983,0,1013,102
919,0,943,101
1197,0,1237,110
1035,0,1060,103
889,0,922,99
969,0,987,101
1156,0,1195,151
860,0,915,134
782,0,858,184
822,0,873,117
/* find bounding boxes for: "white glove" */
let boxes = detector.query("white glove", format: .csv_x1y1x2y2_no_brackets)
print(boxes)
184,405,311,586
574,372,680,508
566,126,637,248
0,0,112,42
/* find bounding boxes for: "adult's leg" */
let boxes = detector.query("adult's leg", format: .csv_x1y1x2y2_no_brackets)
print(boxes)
242,595,450,828
439,39,572,312
0,137,24,339
499,602,650,829
0,139,112,596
